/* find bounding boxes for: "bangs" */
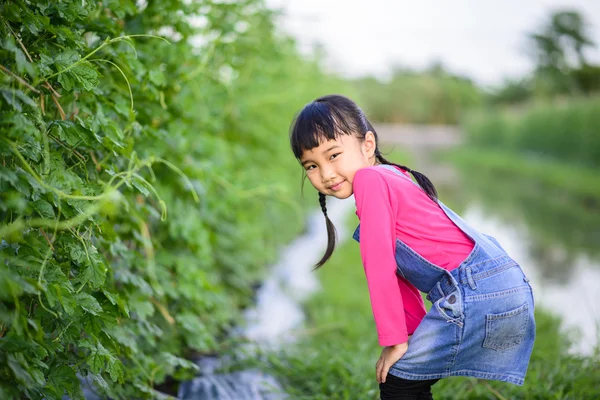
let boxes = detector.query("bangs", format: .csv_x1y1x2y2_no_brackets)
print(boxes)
290,101,358,159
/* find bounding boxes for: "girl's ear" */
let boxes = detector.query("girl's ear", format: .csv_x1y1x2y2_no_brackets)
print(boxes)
363,131,377,157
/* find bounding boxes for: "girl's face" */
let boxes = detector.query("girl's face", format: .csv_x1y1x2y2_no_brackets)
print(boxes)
300,132,378,199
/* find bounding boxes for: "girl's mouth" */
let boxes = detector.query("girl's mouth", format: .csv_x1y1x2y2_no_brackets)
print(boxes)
329,181,344,191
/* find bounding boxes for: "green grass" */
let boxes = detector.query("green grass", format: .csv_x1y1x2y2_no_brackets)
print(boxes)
462,96,600,169
440,147,600,204
255,214,600,399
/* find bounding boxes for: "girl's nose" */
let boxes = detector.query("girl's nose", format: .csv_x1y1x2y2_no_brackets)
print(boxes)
320,166,336,182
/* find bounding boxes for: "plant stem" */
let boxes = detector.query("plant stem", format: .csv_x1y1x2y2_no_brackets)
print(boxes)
0,64,40,93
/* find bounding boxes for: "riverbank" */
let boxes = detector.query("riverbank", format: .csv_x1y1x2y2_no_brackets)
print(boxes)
440,146,600,205
256,213,600,399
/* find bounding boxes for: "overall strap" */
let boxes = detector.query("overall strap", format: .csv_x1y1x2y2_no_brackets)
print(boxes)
377,164,416,185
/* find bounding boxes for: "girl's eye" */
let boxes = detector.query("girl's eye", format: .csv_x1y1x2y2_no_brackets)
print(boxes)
330,153,340,160
305,165,316,171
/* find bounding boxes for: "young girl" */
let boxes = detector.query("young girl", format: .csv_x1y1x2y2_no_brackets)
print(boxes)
289,95,535,399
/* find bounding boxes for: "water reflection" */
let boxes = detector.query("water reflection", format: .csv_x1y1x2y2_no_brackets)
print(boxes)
453,164,600,270
446,166,600,355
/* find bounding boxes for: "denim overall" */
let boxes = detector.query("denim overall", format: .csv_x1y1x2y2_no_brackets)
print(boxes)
352,164,535,385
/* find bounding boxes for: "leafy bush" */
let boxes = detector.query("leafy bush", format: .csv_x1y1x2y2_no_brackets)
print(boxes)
463,97,600,168
0,1,347,398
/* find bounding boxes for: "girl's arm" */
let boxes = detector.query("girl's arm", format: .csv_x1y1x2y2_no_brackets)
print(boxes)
353,168,409,346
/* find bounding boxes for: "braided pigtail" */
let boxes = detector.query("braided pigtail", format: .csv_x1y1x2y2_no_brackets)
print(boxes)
376,153,438,203
315,192,337,269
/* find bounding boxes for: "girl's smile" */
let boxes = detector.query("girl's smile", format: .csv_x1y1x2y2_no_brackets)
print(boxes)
329,180,345,191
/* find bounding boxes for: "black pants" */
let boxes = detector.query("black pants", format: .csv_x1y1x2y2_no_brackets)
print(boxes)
379,373,439,400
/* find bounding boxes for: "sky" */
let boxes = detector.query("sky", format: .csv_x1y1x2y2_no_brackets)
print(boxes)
264,0,600,87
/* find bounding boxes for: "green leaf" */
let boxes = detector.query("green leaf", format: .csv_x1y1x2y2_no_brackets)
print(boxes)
68,243,87,265
32,199,55,218
2,3,22,23
51,120,91,147
62,295,78,316
106,357,124,382
103,122,124,147
58,71,75,91
8,353,46,387
48,365,84,400
91,373,110,392
129,297,154,321
160,352,199,373
0,270,34,300
0,166,19,186
56,59,100,92
3,37,36,77
149,70,166,87
23,14,49,37
102,289,118,306
0,338,35,352
74,292,103,315
81,261,106,288
101,289,129,317
103,325,138,352
1,88,37,112
132,178,151,197
87,352,104,374
71,62,100,91
54,49,79,70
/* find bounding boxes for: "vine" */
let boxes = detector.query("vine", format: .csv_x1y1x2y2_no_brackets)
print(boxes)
0,1,343,398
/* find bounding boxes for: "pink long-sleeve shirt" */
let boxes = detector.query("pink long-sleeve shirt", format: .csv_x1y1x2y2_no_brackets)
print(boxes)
353,165,474,346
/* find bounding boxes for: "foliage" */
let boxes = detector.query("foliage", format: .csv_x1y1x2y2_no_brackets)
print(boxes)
353,65,482,124
254,213,600,399
490,9,600,104
0,0,348,398
528,10,594,74
462,96,600,169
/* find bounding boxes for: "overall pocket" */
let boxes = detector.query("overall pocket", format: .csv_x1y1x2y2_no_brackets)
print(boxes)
483,302,529,351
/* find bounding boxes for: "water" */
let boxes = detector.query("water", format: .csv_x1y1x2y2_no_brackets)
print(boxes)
242,196,356,345
177,357,284,400
178,197,356,399
460,203,600,355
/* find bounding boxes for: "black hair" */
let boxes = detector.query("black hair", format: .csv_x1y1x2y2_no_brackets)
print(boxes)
289,94,438,269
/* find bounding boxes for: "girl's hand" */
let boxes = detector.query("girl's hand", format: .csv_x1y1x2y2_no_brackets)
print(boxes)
376,341,409,384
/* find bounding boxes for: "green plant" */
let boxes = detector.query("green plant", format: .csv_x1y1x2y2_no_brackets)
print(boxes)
463,96,600,168
0,1,349,398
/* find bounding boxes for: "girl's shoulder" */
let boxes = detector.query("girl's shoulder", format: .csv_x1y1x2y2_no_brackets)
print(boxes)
353,165,411,187
352,166,415,200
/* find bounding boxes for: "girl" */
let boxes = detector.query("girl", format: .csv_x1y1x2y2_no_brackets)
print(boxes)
289,95,535,399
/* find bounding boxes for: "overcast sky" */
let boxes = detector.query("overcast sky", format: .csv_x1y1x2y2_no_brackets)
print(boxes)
265,0,600,86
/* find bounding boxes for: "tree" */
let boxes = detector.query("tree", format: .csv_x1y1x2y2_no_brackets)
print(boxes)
529,10,595,71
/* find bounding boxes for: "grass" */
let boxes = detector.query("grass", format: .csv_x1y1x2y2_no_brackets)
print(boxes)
439,146,600,205
462,96,600,169
253,213,600,399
